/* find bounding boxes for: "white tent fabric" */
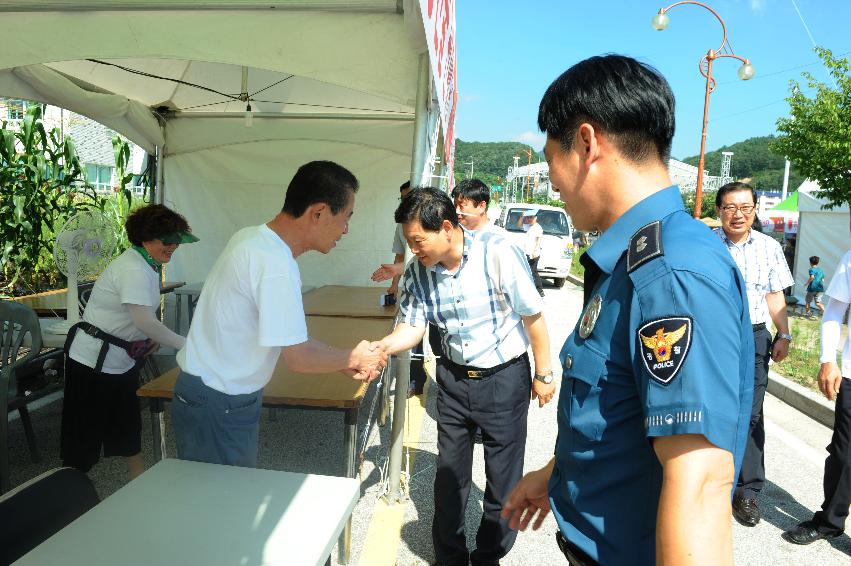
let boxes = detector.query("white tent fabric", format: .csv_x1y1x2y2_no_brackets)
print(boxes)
792,180,851,296
0,0,451,286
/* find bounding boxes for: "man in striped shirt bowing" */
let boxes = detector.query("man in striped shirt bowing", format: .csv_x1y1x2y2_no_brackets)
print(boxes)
375,187,554,566
714,181,794,528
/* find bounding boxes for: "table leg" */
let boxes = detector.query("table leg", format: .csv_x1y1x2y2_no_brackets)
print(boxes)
175,295,183,335
150,398,167,461
338,408,358,565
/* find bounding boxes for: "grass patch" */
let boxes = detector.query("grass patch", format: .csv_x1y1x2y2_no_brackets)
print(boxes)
775,311,845,393
570,245,589,278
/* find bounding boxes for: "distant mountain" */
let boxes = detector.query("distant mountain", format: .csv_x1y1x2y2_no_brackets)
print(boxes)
679,135,804,192
451,136,803,194
452,139,543,188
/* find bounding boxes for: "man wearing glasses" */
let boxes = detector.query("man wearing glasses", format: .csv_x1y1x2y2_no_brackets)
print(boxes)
714,181,793,527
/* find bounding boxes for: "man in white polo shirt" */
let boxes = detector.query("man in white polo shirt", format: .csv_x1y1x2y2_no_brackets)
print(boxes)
173,161,386,467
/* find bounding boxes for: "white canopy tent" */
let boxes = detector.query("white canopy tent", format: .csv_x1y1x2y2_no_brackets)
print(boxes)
793,180,851,295
0,0,457,287
0,0,458,513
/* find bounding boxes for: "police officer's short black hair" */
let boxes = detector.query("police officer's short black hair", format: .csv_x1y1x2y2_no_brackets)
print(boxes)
451,178,490,206
394,187,458,231
716,181,756,207
810,255,820,265
538,54,676,164
281,160,359,217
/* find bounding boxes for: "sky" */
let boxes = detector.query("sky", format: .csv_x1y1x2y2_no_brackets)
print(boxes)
454,0,851,161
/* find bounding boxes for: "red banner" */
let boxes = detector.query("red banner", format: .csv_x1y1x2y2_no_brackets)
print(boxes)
420,0,457,187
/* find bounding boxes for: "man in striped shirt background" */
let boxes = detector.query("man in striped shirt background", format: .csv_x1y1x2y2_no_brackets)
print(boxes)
714,181,794,528
375,187,555,566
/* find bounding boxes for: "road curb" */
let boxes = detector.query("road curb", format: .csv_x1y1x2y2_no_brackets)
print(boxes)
767,369,835,428
567,273,836,428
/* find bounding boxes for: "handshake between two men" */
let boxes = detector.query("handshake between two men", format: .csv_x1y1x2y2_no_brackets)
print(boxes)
343,340,389,382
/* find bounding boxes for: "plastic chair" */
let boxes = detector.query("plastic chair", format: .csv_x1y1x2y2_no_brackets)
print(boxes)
0,301,64,494
0,466,99,564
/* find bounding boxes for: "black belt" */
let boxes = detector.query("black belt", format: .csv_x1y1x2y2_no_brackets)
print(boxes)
445,352,528,379
65,321,144,373
556,531,599,566
752,322,766,332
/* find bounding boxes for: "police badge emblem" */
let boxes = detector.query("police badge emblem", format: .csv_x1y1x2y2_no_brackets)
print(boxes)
638,316,693,385
578,294,602,339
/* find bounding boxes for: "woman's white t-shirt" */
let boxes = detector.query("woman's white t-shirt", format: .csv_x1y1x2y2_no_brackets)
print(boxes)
68,248,160,374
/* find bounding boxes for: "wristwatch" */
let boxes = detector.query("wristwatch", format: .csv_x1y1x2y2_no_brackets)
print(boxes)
776,332,793,342
534,372,554,384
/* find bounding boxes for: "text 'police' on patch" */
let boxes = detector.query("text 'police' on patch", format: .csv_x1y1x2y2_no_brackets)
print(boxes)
638,316,693,385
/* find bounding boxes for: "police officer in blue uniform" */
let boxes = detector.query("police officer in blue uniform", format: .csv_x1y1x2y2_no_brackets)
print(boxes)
501,55,754,565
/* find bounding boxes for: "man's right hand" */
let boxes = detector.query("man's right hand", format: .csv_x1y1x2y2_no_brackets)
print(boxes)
371,262,403,283
818,361,843,401
350,340,387,374
501,462,554,531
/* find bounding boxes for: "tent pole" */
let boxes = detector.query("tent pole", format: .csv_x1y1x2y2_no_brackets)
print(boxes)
155,145,165,205
386,52,429,505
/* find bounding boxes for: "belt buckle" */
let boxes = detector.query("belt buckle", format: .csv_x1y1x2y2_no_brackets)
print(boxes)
467,370,484,379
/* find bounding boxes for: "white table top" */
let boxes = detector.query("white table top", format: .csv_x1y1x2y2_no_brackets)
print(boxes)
14,459,360,566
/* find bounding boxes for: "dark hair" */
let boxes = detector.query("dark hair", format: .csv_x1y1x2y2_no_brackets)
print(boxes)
281,160,359,217
394,187,458,231
810,255,820,265
715,181,756,207
538,54,675,163
451,178,490,206
399,180,411,191
125,204,191,246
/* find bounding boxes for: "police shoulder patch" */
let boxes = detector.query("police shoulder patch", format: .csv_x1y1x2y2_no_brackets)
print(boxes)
638,316,692,385
627,220,663,273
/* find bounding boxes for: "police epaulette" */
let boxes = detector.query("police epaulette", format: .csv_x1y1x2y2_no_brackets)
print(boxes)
627,220,664,273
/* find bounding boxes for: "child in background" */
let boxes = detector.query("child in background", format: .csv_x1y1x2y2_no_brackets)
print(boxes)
805,255,826,318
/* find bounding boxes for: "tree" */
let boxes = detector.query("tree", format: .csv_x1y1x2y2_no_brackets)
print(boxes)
772,47,851,232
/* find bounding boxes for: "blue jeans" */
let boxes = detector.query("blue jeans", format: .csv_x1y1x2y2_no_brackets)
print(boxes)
171,371,263,467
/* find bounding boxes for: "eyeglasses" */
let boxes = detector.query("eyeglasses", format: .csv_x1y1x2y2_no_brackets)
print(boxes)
720,204,755,216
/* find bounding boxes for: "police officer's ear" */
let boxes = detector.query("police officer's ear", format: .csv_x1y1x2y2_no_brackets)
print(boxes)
577,123,600,166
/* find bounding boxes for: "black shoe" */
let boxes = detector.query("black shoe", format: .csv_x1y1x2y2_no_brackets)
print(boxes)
732,496,761,527
783,520,841,545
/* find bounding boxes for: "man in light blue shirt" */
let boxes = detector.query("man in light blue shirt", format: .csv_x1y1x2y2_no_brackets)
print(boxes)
376,187,554,566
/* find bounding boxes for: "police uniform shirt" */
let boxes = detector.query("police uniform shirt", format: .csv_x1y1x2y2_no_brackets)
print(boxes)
548,186,754,565
398,227,542,368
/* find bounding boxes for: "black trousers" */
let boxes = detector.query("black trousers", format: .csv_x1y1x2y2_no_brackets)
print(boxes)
432,354,531,566
813,377,851,533
736,326,772,498
527,256,544,294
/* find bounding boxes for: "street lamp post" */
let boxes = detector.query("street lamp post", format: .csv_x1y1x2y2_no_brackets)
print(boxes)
653,2,754,218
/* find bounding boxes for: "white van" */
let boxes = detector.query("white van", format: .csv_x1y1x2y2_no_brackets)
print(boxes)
497,204,575,288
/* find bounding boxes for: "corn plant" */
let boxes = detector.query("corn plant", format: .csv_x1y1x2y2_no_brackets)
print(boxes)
0,105,100,293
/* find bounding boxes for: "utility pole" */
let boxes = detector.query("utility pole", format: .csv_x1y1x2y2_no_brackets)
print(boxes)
463,159,474,179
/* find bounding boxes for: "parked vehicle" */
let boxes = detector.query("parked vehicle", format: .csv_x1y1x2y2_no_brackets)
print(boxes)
497,204,574,288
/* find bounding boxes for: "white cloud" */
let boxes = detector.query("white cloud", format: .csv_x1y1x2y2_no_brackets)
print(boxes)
750,0,766,12
514,131,546,148
460,92,480,103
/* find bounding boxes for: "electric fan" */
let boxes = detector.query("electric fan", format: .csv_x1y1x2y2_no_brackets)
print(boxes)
48,210,116,334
